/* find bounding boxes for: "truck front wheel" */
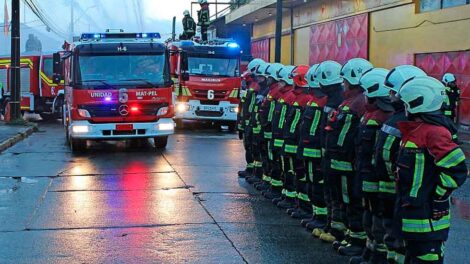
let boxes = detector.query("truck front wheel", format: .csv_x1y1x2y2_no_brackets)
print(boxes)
154,136,168,149
70,138,87,153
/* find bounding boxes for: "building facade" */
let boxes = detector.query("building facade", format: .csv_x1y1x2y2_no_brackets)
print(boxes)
225,0,470,125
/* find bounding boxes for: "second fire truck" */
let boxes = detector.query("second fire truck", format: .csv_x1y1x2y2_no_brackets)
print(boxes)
168,40,241,130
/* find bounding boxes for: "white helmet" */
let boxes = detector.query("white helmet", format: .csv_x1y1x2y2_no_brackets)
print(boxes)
398,76,445,114
384,65,427,93
442,73,456,85
340,58,374,85
267,63,284,81
314,60,342,86
247,58,265,74
256,62,271,77
360,68,390,98
199,0,208,4
278,65,295,85
306,64,320,88
183,10,190,16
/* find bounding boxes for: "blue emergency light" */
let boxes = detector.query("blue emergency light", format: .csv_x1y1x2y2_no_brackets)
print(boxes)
227,42,239,49
81,32,161,40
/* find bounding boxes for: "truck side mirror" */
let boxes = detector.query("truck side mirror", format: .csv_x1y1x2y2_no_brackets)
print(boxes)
52,52,63,84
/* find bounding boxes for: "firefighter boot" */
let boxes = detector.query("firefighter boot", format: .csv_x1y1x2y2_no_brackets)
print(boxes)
319,231,337,243
245,175,262,184
348,240,373,263
325,223,346,244
291,206,312,219
238,168,253,178
333,233,350,251
255,181,270,191
262,188,282,200
306,215,327,231
276,197,296,209
338,237,366,256
271,196,283,204
367,249,387,264
301,216,314,228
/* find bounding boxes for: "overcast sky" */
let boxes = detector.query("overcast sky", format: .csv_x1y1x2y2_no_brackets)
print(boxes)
1,0,225,40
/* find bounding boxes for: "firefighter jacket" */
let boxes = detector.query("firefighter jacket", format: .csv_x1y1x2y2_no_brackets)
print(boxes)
375,103,406,198
282,88,313,156
297,90,327,160
242,81,260,129
271,86,295,149
319,85,343,152
396,121,467,240
182,16,196,34
259,82,283,140
249,82,270,136
442,85,460,117
356,105,393,195
324,88,366,172
237,73,253,131
197,6,210,27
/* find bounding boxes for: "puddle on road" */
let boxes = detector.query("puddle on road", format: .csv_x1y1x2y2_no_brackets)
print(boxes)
452,197,470,220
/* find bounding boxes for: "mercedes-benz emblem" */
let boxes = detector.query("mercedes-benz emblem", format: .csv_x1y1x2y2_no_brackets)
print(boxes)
119,104,129,116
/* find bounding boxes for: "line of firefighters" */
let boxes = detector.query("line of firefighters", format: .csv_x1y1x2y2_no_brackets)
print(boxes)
236,58,467,264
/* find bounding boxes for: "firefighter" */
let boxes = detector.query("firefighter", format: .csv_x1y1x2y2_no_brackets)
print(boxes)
238,58,264,179
352,65,428,264
197,0,210,42
441,73,460,123
266,65,295,202
245,62,273,186
396,76,467,264
181,10,196,40
279,65,314,218
257,63,285,192
308,60,344,240
296,64,329,229
321,58,373,248
340,68,394,263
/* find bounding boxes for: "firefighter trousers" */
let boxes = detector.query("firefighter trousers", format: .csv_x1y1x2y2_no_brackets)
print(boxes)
270,144,284,192
382,196,406,264
363,195,386,253
305,159,327,216
252,133,264,179
243,127,254,172
294,158,310,211
281,155,297,199
261,138,273,183
405,240,444,264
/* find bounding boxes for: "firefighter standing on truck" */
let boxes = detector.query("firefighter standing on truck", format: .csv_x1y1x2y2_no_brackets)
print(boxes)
238,59,265,179
197,0,210,42
181,10,196,40
396,76,467,264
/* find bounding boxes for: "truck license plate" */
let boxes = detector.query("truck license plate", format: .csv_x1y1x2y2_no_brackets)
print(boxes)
201,105,219,111
116,124,134,131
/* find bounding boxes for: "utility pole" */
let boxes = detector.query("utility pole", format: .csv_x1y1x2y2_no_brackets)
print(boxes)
70,0,74,40
172,16,176,41
274,0,282,63
9,0,21,122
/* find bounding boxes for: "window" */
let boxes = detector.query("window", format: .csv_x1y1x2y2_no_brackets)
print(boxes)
20,68,31,93
187,57,239,77
419,0,469,12
42,58,53,79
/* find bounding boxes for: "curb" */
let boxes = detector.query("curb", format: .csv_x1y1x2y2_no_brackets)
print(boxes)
0,124,38,153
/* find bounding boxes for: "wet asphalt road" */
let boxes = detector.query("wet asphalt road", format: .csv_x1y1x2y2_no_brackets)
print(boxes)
0,120,469,264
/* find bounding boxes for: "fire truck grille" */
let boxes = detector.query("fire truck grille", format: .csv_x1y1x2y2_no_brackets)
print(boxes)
79,103,169,118
193,90,227,100
195,110,224,117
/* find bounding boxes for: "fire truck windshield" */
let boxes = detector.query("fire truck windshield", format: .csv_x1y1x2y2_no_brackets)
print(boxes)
76,54,167,88
187,56,239,77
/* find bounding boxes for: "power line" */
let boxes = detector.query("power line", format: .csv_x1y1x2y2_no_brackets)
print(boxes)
22,0,68,39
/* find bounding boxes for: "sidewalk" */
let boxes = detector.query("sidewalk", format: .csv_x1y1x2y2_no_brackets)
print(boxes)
0,122,37,153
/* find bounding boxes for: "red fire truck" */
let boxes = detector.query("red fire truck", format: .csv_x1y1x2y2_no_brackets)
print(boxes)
53,32,175,152
0,53,64,120
167,40,241,130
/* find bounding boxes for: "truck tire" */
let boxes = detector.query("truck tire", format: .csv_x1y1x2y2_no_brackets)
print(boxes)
227,121,237,132
154,136,168,149
70,138,87,153
40,113,56,122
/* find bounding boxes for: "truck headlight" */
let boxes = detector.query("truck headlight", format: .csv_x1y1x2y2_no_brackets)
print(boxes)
158,123,174,131
176,102,189,113
157,107,169,116
72,125,89,133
